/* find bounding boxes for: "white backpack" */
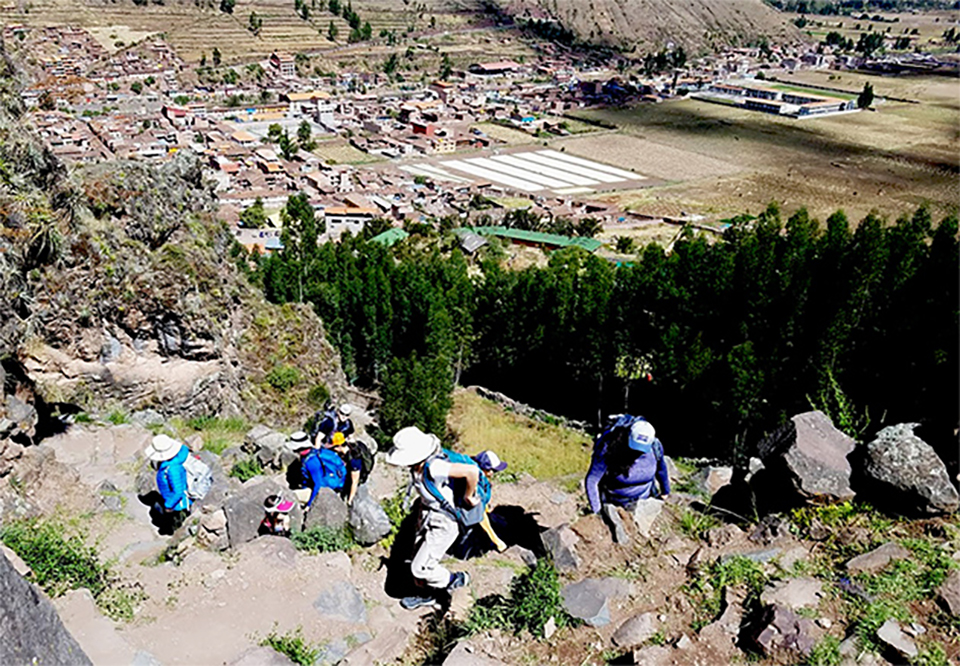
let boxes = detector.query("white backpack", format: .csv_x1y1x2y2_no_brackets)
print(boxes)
183,452,213,501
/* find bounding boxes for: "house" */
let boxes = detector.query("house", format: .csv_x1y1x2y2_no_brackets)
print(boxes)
270,52,296,78
469,60,523,76
323,205,377,239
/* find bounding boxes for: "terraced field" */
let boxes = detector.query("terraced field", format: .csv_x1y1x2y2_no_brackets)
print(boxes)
0,0,487,62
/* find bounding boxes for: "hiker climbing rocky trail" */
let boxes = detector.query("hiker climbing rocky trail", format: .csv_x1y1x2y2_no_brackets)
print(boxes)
0,389,957,666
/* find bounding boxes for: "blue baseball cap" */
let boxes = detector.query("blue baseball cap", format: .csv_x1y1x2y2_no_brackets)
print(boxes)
473,450,508,472
627,420,656,453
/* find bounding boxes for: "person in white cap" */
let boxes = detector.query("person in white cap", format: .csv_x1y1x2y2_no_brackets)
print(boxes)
144,434,191,534
584,416,670,515
314,403,355,445
386,426,478,610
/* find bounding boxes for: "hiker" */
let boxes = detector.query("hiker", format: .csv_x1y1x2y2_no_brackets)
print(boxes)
584,417,670,515
287,430,346,511
259,495,295,537
471,451,508,553
145,434,191,535
329,431,362,506
313,403,355,445
386,426,478,610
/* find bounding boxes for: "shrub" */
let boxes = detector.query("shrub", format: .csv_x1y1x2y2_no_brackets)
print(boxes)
292,525,355,554
266,364,301,391
683,556,767,631
260,627,319,666
307,383,330,408
462,558,573,639
0,520,110,597
809,635,841,666
229,457,263,482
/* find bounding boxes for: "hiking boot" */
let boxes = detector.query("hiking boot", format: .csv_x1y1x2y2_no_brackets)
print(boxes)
447,571,470,591
400,595,439,611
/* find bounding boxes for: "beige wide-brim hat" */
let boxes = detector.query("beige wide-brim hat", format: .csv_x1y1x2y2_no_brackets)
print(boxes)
386,426,440,467
145,434,181,462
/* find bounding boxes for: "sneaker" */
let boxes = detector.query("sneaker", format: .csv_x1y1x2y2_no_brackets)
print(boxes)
447,571,470,591
400,595,438,611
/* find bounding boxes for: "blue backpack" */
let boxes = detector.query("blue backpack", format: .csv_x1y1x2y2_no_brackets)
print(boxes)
302,448,347,491
422,449,492,527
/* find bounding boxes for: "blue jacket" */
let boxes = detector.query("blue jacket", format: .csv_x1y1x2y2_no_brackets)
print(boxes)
585,434,669,514
300,448,346,507
316,415,355,443
157,446,190,511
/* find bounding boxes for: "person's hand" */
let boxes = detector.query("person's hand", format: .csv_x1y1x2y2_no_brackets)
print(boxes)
463,493,479,508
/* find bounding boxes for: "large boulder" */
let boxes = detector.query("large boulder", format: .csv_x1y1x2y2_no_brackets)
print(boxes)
541,524,581,573
348,486,392,546
755,410,855,507
611,612,659,647
222,478,285,548
303,488,349,532
859,423,959,515
0,549,92,665
938,569,960,618
560,578,630,628
845,542,911,575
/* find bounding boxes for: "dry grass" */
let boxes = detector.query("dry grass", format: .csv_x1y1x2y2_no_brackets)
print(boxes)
572,85,959,224
447,388,591,481
472,122,537,146
312,139,384,165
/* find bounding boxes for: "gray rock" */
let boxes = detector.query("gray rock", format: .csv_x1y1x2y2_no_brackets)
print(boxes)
876,618,918,659
541,524,580,573
631,498,663,537
760,578,823,610
0,549,92,665
243,425,276,453
222,478,285,548
348,485,392,546
313,580,367,625
98,480,124,512
561,579,613,627
697,466,733,495
511,545,538,566
758,410,856,504
611,612,659,647
938,569,960,617
602,504,629,544
862,423,959,515
720,547,781,565
749,514,788,545
629,645,672,666
131,650,163,666
442,642,508,666
130,409,165,428
675,634,693,650
845,542,911,575
550,492,569,505
315,639,348,666
135,467,158,496
197,509,229,551
303,488,349,532
230,646,297,666
752,603,818,657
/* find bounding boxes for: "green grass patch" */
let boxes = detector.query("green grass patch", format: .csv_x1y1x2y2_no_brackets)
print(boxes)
379,490,408,549
448,390,589,481
229,457,263,482
260,626,320,666
768,82,858,101
674,506,721,541
808,635,842,666
683,556,768,631
0,519,144,621
266,364,302,392
105,409,129,425
291,525,355,554
462,558,575,639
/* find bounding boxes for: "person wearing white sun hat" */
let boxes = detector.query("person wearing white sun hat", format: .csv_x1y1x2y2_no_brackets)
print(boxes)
386,426,479,611
144,434,191,534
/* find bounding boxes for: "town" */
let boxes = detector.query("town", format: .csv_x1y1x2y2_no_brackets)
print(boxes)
7,20,957,256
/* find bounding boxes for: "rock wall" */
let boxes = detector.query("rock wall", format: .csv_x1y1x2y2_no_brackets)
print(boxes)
0,548,92,665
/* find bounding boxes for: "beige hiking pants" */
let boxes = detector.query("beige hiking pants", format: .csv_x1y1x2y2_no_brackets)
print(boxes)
410,509,459,589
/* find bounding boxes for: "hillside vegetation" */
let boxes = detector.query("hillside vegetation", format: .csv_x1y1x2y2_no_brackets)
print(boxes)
495,0,804,50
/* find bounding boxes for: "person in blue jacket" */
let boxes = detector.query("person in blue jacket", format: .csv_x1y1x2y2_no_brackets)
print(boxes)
585,418,670,515
287,431,346,511
145,434,191,534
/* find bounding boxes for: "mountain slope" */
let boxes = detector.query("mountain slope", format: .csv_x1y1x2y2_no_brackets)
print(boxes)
496,0,803,51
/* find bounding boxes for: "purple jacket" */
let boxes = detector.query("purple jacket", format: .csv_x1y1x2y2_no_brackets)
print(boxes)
585,438,670,513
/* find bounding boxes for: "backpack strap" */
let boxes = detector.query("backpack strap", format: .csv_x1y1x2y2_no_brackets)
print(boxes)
422,452,459,520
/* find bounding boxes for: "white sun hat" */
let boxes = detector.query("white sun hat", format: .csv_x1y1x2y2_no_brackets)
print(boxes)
285,430,311,451
338,404,353,417
386,426,440,467
145,434,182,462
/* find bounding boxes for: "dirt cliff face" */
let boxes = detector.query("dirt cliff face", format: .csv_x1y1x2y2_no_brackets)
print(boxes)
0,41,344,446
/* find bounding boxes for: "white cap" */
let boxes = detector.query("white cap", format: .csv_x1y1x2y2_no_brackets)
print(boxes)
338,404,353,417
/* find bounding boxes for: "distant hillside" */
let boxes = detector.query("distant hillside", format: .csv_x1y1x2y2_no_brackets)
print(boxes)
494,0,804,51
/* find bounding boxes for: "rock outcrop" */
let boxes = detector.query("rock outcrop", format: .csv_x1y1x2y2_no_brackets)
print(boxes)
860,423,959,515
0,548,92,665
755,410,856,507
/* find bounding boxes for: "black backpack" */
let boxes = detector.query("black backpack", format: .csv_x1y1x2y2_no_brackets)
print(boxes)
349,440,375,485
